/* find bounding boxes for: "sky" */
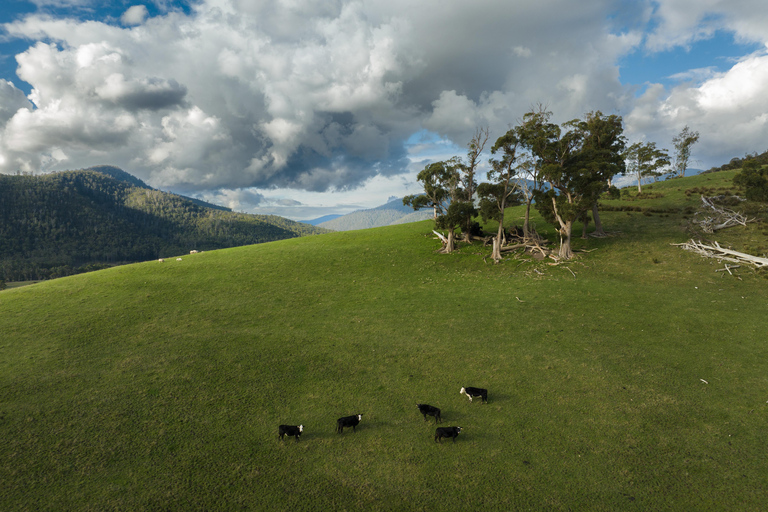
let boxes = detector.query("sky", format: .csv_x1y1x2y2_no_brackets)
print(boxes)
0,0,767,220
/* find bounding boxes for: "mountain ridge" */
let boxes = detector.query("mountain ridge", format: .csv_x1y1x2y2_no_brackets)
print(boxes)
317,197,432,231
0,166,328,281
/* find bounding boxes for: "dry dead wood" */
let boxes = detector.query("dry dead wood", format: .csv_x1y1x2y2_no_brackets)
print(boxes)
673,239,768,269
694,196,756,233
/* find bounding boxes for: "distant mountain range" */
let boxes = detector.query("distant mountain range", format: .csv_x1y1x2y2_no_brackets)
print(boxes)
0,166,327,281
300,214,343,226
314,197,433,231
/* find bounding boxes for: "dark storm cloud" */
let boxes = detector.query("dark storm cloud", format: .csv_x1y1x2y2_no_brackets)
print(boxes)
0,0,767,201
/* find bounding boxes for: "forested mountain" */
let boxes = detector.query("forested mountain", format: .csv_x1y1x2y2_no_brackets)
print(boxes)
0,167,328,281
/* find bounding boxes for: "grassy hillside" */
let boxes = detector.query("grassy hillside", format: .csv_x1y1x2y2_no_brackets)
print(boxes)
1,171,767,511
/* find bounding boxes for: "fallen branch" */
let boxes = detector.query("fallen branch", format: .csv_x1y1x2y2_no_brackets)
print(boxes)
695,196,756,233
715,264,740,275
674,239,768,269
432,230,448,243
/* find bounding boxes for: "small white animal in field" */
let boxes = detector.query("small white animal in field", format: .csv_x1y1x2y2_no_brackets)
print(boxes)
158,259,164,262
176,258,182,261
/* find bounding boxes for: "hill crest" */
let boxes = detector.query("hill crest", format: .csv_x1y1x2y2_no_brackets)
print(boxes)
0,167,327,281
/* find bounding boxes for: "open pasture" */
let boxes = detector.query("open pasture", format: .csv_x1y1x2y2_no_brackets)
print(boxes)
1,171,767,510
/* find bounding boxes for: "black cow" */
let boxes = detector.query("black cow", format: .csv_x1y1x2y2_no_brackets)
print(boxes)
435,426,462,443
460,386,488,403
278,424,303,442
336,414,363,433
416,403,442,423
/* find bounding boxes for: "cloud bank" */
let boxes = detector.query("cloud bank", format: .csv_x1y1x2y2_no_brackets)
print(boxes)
0,0,767,217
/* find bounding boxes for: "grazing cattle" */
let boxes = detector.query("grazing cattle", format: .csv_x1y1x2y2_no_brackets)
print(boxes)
158,259,164,262
278,424,303,442
434,426,462,443
460,386,488,403
416,403,442,423
336,414,363,434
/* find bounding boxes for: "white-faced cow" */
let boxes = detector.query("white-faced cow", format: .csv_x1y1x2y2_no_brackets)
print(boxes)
416,403,442,423
460,386,488,403
336,414,363,434
278,424,303,442
434,426,462,443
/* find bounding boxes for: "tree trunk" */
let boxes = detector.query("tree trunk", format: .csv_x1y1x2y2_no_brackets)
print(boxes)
444,229,455,253
558,221,573,260
636,172,642,193
551,195,574,260
523,200,532,239
492,221,503,262
592,203,605,236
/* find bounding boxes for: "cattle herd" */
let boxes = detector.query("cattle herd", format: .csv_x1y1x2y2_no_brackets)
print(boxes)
278,386,488,444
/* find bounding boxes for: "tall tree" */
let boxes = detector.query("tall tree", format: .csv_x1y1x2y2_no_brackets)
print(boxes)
624,141,670,192
671,125,700,178
456,127,489,242
477,129,523,262
403,158,463,253
572,111,626,236
525,110,625,259
514,107,553,238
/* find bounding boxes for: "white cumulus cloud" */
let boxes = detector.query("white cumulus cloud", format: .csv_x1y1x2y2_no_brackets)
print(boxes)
0,0,767,218
121,5,149,26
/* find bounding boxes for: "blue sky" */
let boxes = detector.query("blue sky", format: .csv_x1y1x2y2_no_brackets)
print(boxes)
619,30,763,94
1,0,767,219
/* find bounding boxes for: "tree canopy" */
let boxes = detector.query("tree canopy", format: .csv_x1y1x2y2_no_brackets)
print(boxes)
671,125,700,179
525,110,625,259
624,141,670,192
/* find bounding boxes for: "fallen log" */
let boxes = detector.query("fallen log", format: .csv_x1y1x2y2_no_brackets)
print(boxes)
673,239,768,269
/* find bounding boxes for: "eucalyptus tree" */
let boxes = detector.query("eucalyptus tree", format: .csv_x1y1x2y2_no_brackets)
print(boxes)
671,125,700,178
514,108,555,238
572,111,626,236
523,110,625,259
477,130,523,262
403,158,463,253
456,127,489,242
624,141,670,192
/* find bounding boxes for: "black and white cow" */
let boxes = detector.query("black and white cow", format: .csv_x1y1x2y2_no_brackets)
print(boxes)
460,386,488,403
278,424,303,442
336,414,363,434
434,426,462,443
416,403,442,423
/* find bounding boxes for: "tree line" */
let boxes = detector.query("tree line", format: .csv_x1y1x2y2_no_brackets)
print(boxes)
0,169,326,282
405,107,702,261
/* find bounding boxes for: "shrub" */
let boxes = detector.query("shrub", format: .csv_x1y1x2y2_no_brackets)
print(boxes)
733,160,768,202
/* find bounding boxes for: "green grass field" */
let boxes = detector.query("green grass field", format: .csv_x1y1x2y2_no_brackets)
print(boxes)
1,171,767,510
